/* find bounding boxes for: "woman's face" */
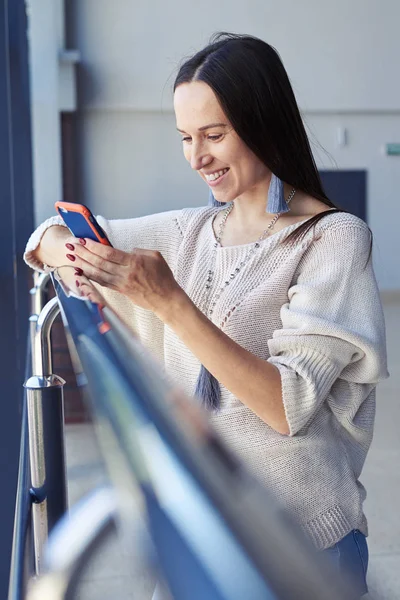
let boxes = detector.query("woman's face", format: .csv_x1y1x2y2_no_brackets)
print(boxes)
174,81,270,203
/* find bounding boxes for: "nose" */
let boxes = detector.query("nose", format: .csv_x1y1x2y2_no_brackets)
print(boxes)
190,141,211,171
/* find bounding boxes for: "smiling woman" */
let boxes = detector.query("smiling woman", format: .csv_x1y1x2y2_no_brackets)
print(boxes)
175,82,271,203
24,32,388,598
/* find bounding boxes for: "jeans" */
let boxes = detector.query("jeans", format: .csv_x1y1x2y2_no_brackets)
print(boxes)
323,529,369,599
153,529,369,600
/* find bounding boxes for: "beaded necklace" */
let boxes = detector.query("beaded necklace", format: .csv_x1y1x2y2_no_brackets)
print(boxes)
200,188,296,322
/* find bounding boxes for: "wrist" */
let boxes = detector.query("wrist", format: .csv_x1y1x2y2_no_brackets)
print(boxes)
158,287,194,327
38,225,70,268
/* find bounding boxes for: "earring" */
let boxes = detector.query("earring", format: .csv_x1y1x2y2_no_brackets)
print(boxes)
267,174,290,214
208,190,224,207
194,364,221,410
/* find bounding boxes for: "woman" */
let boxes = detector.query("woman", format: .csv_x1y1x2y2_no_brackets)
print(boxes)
25,33,388,597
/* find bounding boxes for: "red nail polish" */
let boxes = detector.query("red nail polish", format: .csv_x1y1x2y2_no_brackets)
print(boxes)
74,267,83,276
66,254,76,262
75,280,80,287
65,243,75,251
79,238,86,246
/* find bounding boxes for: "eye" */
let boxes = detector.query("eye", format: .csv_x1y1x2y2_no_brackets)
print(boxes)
181,136,192,143
208,134,222,141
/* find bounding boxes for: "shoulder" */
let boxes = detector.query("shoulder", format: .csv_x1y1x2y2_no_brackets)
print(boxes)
177,205,219,236
288,191,369,242
312,211,371,253
297,211,372,275
314,210,369,235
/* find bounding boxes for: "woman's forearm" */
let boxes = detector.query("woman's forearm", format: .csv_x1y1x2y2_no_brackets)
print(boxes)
162,292,289,435
34,225,70,268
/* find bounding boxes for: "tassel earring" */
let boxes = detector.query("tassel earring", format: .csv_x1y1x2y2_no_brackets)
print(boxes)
267,174,290,214
208,190,224,208
194,364,221,410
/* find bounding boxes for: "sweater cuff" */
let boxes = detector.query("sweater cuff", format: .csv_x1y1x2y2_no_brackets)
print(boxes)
23,215,67,272
268,347,340,436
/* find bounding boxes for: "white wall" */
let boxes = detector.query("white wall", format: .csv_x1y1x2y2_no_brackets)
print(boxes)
305,114,400,291
72,0,400,112
33,0,400,289
28,0,63,225
75,111,205,217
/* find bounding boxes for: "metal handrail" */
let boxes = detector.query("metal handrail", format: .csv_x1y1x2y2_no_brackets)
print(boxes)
29,296,59,377
10,270,355,599
24,369,67,576
9,274,67,599
25,292,67,576
30,272,50,317
41,274,353,600
8,341,35,600
26,488,116,600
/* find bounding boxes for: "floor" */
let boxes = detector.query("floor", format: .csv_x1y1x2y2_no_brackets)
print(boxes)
64,299,400,600
362,300,400,599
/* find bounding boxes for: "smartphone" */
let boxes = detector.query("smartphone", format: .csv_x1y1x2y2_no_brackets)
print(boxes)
55,201,112,246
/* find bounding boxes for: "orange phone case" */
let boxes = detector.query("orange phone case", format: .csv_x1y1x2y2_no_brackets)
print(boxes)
55,201,111,246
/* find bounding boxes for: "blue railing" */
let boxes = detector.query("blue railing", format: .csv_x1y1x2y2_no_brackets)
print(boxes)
9,272,354,599
8,339,34,600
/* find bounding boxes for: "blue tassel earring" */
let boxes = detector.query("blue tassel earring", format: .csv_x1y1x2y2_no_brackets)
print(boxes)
267,174,290,214
208,190,224,208
194,364,221,410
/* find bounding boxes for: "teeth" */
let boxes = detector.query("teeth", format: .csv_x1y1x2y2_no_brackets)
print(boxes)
206,168,228,182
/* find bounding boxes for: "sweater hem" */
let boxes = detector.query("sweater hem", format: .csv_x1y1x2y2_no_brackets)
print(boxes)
301,504,367,550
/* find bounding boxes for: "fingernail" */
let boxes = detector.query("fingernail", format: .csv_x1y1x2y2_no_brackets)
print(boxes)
74,267,83,276
79,238,86,246
65,243,75,251
66,254,76,262
75,280,80,288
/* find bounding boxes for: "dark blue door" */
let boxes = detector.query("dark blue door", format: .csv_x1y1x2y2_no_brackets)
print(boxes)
319,170,367,222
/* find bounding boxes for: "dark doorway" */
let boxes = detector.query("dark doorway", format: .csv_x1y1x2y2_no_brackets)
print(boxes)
319,170,367,222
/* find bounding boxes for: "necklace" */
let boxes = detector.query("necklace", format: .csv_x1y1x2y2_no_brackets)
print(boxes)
200,187,296,320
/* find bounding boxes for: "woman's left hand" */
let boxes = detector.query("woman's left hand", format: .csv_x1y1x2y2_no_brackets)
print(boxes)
64,236,185,321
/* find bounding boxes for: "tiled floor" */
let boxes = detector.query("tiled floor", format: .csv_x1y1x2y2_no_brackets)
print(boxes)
64,422,157,599
64,299,400,600
362,300,400,600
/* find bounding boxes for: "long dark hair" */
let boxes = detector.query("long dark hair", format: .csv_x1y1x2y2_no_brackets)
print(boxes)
174,32,349,246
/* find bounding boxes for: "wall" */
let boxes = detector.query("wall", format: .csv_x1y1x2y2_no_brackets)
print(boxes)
32,0,400,289
71,0,400,112
305,114,400,290
28,0,63,225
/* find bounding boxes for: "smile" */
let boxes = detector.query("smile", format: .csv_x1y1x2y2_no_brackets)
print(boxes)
204,168,229,186
205,168,229,181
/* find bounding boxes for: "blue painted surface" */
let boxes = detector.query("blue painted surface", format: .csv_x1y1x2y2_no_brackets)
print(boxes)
320,170,367,222
0,0,34,595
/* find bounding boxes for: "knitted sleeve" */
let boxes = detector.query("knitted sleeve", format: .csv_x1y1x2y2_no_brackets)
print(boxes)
23,209,184,272
23,215,66,272
267,217,389,437
24,209,185,363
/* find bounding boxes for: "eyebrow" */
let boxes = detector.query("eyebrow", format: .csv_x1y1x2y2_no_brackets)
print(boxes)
176,123,228,133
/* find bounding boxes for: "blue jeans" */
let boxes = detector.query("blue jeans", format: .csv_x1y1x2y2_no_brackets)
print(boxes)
323,529,369,598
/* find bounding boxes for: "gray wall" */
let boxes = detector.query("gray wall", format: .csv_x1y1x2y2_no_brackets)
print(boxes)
31,0,400,290
71,0,400,112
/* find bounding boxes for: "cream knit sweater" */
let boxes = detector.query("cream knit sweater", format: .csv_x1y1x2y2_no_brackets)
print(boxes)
24,206,389,550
